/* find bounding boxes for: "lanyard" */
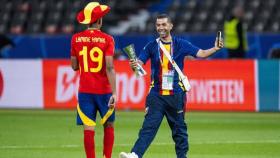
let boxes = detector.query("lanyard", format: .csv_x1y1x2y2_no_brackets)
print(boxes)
158,40,173,65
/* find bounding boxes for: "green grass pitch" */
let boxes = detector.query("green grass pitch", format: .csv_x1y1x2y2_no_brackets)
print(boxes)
0,109,280,158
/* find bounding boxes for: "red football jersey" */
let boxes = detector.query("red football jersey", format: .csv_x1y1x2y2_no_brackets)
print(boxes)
71,29,114,94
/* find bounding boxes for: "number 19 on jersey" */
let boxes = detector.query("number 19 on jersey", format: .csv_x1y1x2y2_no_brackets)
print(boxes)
79,46,104,73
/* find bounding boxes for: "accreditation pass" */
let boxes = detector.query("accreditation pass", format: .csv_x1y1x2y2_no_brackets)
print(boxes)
162,70,174,90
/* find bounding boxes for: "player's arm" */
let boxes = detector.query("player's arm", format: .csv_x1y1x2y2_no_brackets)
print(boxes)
70,35,79,71
105,56,117,108
106,37,117,108
196,35,224,58
71,56,79,71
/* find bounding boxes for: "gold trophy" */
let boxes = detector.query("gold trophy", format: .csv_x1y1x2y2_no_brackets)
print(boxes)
123,44,146,77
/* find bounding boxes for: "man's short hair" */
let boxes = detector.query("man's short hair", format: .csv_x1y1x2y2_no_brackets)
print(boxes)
156,14,172,23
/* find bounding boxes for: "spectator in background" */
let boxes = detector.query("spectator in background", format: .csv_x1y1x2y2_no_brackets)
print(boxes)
224,5,248,58
0,34,15,58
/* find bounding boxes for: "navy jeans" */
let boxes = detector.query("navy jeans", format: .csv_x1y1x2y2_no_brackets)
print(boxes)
131,93,188,158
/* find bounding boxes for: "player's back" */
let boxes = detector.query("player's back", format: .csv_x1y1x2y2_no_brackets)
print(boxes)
71,29,114,94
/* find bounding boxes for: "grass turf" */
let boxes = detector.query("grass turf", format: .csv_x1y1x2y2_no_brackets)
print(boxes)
0,109,279,158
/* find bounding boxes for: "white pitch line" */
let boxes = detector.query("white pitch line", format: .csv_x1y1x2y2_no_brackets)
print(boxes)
1,140,280,149
192,139,280,145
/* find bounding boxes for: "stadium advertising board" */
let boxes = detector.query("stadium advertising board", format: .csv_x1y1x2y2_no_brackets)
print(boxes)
0,60,43,108
42,60,151,109
115,61,151,110
43,60,78,109
185,60,256,111
0,59,258,111
43,60,256,111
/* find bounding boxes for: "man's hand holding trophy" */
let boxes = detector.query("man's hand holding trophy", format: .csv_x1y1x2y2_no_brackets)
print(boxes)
123,44,146,77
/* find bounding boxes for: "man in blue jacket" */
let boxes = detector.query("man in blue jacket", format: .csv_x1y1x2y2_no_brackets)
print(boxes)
120,14,223,158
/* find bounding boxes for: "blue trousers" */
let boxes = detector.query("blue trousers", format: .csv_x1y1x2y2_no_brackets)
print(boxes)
131,93,188,158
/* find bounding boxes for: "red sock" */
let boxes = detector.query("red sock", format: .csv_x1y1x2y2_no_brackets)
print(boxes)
103,127,114,158
84,130,95,158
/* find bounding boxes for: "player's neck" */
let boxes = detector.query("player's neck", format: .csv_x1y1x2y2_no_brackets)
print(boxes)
88,27,99,30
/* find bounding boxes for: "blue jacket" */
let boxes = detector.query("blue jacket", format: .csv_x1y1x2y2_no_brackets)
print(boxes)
139,36,200,94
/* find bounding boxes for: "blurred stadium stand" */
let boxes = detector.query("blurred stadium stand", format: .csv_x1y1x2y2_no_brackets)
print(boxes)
0,0,157,34
1,0,280,59
140,0,280,34
0,0,279,34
